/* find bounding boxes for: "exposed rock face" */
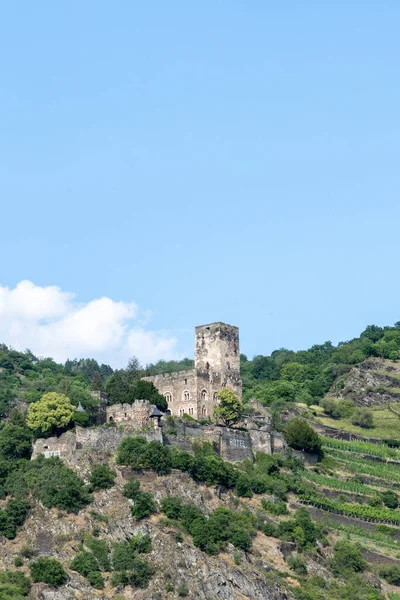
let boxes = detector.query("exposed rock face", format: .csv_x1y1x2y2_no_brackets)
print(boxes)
331,358,400,406
0,470,290,600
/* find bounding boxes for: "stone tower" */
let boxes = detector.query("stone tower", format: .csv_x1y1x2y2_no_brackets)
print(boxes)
195,322,240,382
142,322,242,419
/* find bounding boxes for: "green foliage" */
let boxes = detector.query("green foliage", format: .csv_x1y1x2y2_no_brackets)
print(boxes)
117,437,171,475
284,419,322,454
86,570,104,589
29,557,67,587
26,392,75,434
70,551,99,577
89,464,116,491
13,557,23,568
288,553,307,575
122,477,156,520
214,388,243,426
106,367,167,411
320,398,355,419
351,408,374,428
381,490,398,509
0,571,31,598
0,425,32,460
277,508,325,550
330,540,367,574
379,564,400,585
261,499,289,515
9,456,91,513
111,558,153,589
160,501,256,555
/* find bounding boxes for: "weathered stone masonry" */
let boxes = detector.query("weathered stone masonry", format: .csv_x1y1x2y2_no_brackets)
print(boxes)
142,322,242,419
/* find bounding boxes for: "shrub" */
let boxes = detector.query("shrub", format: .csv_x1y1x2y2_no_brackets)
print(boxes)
132,492,156,520
161,497,183,520
111,558,153,589
20,547,36,559
86,570,104,589
381,490,399,509
6,499,30,527
70,552,99,577
235,474,253,498
288,554,307,575
24,456,91,513
261,499,289,516
83,535,110,571
13,557,23,568
117,437,171,475
351,408,374,428
0,570,31,597
29,557,67,587
262,523,278,537
278,508,324,550
379,564,400,585
330,540,367,574
284,419,322,455
89,464,116,491
123,478,141,500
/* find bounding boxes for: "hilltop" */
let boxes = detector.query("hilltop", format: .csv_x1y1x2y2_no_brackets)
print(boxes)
1,323,400,599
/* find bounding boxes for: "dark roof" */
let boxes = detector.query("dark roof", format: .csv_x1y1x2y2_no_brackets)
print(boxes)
150,407,163,417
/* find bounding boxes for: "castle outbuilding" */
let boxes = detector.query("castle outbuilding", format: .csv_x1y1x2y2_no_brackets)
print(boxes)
142,322,242,419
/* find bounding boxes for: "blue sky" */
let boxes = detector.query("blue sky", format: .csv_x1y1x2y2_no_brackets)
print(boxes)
1,2,400,366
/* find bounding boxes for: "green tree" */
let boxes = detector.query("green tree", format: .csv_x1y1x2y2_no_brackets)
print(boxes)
89,465,116,492
26,393,75,434
29,557,67,587
330,540,366,574
0,425,32,460
284,419,322,454
214,388,243,426
351,408,374,428
280,362,308,383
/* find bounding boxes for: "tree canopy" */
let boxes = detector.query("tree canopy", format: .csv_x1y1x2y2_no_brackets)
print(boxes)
26,392,75,434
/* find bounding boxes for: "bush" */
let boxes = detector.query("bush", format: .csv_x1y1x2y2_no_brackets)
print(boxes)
89,464,116,491
160,497,183,520
22,456,91,513
330,540,366,574
288,554,307,575
379,564,400,585
351,408,374,428
0,570,31,597
284,419,322,455
132,491,156,520
30,557,67,587
235,474,253,498
117,437,171,475
111,558,153,589
381,490,399,509
261,499,289,516
277,508,324,550
70,552,99,577
13,557,23,568
123,478,141,499
86,570,104,589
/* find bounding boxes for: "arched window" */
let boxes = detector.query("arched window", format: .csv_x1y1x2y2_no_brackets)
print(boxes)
183,391,190,401
109,416,113,422
165,392,172,404
201,406,207,416
189,407,194,416
179,408,184,416
213,391,218,402
201,390,207,402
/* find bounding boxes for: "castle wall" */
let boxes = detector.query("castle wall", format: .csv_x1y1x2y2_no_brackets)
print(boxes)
106,400,154,428
143,369,199,417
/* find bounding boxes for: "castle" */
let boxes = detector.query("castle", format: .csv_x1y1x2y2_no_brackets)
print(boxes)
142,322,242,419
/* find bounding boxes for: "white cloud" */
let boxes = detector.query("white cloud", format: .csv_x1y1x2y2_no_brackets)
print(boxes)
0,281,178,368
